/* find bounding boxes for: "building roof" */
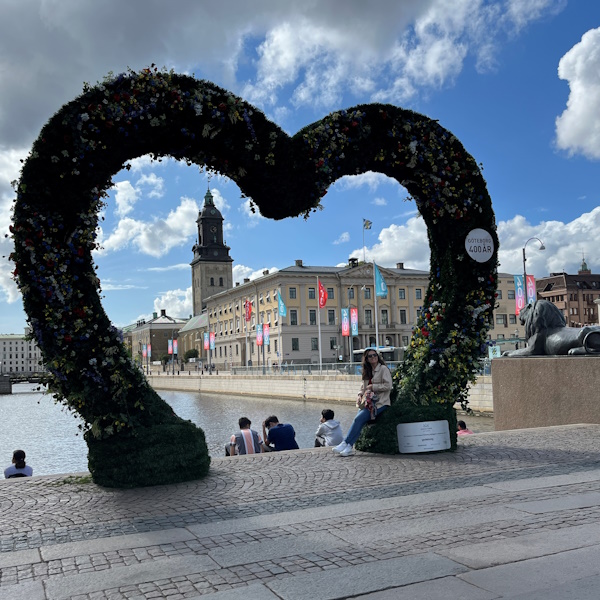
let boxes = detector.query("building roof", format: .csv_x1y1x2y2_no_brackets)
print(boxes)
179,314,209,333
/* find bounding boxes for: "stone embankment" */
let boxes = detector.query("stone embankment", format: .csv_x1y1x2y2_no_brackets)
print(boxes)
148,372,493,413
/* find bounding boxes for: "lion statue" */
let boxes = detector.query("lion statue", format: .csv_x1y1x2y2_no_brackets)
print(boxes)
503,299,600,357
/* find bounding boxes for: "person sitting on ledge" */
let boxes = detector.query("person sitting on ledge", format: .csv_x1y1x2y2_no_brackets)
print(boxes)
4,449,33,478
457,420,474,435
226,417,263,456
315,408,344,447
262,415,299,452
333,348,392,457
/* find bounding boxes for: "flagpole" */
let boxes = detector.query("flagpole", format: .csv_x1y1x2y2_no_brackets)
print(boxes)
317,277,323,373
363,224,366,263
373,262,379,349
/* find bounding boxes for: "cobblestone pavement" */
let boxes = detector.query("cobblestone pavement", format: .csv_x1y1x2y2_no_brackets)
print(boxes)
2,424,600,599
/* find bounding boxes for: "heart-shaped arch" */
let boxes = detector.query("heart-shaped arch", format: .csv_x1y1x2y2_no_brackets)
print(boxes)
11,68,497,487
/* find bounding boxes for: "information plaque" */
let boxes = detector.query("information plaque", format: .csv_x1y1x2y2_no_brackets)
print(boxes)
396,420,451,453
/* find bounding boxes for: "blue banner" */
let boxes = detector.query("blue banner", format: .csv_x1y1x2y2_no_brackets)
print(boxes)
374,263,388,297
277,290,287,317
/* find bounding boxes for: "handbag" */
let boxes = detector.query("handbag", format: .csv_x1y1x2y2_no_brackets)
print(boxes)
357,390,378,418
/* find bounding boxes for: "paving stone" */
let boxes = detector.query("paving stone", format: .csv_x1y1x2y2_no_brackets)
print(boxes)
438,522,600,568
265,553,467,600
507,491,600,514
458,544,600,597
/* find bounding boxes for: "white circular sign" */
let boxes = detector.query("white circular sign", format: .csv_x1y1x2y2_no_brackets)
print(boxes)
465,228,494,263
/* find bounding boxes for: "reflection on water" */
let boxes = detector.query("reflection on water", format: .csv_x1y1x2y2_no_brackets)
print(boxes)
0,383,494,477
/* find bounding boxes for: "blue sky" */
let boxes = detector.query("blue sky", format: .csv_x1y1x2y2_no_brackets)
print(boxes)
1,0,599,332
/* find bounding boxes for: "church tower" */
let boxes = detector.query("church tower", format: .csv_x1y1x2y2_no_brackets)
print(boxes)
191,189,233,315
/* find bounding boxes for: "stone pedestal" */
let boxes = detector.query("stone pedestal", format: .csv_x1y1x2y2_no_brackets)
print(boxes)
492,356,600,430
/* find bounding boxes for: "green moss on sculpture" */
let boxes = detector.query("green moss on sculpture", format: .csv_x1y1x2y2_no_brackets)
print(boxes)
11,67,497,479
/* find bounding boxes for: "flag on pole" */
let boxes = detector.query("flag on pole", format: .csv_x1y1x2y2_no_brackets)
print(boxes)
374,263,388,297
318,279,328,308
363,219,372,230
244,299,252,322
277,290,287,317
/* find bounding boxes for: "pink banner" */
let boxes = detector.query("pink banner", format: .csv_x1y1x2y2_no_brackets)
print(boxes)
263,323,270,345
256,323,263,346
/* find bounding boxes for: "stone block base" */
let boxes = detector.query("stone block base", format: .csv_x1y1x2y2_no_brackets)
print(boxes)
492,356,600,430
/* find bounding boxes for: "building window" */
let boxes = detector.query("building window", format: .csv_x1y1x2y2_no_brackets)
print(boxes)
274,340,278,353
398,288,406,300
330,337,337,350
496,290,502,299
219,277,223,286
508,290,515,300
348,288,355,300
308,287,316,299
497,334,505,339
328,309,335,325
496,314,507,325
292,338,299,351
235,344,239,355
365,309,372,325
327,288,334,299
289,287,297,299
399,309,407,324
381,309,389,325
402,335,409,346
364,287,371,300
509,314,517,324
210,277,215,286
290,309,298,326
308,309,316,325
416,288,422,300
416,308,421,318
311,338,319,351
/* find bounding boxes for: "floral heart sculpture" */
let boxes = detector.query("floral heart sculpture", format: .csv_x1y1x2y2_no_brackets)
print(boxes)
11,67,498,487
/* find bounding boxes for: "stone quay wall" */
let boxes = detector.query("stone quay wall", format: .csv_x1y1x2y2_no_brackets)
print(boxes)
148,372,493,412
492,356,600,430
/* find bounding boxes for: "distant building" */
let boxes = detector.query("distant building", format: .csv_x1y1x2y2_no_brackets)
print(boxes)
122,309,187,371
125,189,526,368
0,328,45,375
176,262,525,370
536,258,600,327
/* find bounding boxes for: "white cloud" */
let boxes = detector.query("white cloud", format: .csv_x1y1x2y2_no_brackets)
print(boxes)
137,173,165,199
335,172,397,193
153,287,194,320
372,197,387,206
98,197,199,257
233,264,279,285
555,27,600,159
333,232,350,245
113,181,140,217
239,198,264,226
144,264,190,272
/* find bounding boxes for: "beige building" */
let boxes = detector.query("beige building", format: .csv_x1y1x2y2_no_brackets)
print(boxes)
0,328,45,375
185,263,525,369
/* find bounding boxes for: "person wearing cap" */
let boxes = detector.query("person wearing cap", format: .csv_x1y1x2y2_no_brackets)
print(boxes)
4,449,33,478
333,348,392,457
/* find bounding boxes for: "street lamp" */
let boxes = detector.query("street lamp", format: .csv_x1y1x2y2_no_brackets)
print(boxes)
523,237,545,304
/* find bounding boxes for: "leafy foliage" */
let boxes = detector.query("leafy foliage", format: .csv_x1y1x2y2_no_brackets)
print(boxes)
11,67,497,479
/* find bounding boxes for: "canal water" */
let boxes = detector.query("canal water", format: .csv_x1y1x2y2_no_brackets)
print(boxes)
0,383,494,477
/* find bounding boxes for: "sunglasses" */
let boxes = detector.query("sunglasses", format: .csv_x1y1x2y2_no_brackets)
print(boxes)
366,353,378,358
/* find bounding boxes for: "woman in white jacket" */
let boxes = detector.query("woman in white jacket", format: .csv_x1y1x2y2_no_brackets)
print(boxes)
333,348,392,457
315,409,344,447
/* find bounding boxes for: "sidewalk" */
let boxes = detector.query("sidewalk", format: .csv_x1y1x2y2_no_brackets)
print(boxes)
1,424,600,599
